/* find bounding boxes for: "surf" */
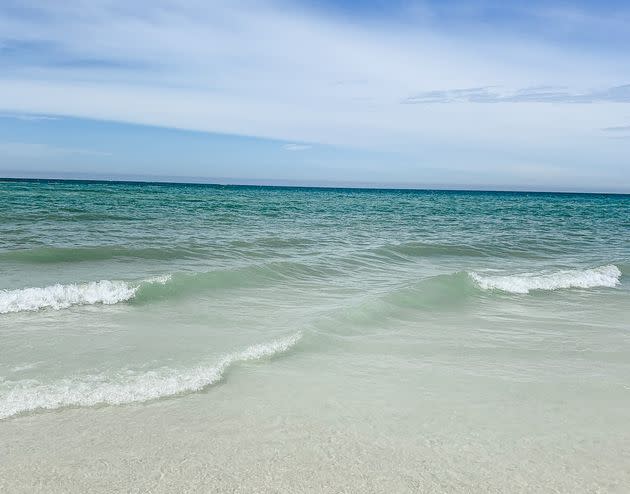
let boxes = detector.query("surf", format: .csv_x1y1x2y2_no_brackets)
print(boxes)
468,264,622,294
0,276,171,314
0,332,302,419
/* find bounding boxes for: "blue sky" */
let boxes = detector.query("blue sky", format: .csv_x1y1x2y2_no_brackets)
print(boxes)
0,0,629,191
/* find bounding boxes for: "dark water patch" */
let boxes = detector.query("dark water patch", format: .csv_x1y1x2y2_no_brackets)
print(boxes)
0,246,209,264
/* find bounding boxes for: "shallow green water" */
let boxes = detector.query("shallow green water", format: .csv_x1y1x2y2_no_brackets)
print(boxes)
1,180,629,492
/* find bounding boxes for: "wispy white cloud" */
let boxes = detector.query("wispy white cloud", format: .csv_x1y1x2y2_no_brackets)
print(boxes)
283,143,312,151
403,85,630,104
0,113,59,121
0,0,629,186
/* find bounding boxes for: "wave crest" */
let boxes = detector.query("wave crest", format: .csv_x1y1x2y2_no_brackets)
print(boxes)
0,332,302,419
0,276,171,314
469,265,621,294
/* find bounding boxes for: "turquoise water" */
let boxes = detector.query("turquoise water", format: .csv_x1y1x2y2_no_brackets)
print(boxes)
1,179,629,492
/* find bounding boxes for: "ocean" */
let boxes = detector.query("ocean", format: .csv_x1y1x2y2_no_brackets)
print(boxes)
1,179,629,492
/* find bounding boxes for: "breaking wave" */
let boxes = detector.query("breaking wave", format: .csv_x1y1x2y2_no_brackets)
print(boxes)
0,332,302,419
0,275,171,314
0,259,339,315
469,265,621,294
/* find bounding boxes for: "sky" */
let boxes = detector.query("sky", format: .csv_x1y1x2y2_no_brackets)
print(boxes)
0,0,629,191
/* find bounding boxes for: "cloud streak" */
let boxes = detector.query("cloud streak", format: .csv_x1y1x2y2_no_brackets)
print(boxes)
283,143,312,151
403,84,630,104
0,112,59,121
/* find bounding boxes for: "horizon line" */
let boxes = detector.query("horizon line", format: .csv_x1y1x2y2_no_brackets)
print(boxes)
1,172,629,196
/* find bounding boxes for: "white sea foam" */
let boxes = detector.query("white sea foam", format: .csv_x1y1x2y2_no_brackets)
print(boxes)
143,274,172,284
469,265,621,294
0,332,302,419
10,362,42,373
0,275,171,314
